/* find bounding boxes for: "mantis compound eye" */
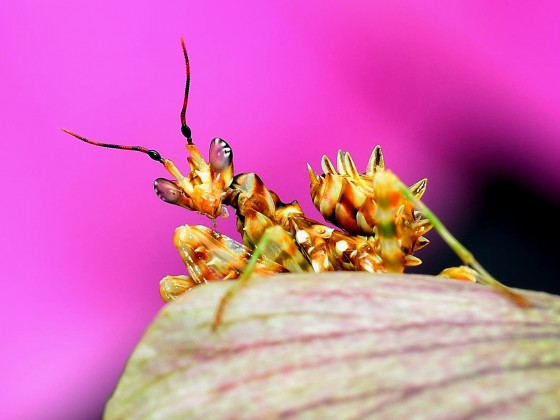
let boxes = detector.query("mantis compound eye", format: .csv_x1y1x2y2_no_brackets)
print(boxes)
154,178,184,204
209,138,233,173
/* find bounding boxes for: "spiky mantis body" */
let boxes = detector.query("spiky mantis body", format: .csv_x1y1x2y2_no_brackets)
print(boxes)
156,141,435,303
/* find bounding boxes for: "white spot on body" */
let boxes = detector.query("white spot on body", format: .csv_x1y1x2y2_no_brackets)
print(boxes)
335,240,349,253
295,230,310,244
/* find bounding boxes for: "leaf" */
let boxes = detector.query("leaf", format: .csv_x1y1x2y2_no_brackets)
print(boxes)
105,273,560,419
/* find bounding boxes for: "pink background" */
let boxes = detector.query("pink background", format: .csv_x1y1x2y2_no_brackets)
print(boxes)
2,1,560,418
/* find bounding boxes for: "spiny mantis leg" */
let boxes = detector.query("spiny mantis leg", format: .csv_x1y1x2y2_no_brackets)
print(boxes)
174,223,287,277
212,225,310,331
396,177,531,307
161,224,288,304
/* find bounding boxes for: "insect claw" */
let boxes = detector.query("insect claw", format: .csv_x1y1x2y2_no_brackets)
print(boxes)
159,275,198,302
409,178,428,199
366,145,385,174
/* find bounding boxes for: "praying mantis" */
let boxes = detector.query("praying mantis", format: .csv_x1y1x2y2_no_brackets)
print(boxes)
63,39,529,329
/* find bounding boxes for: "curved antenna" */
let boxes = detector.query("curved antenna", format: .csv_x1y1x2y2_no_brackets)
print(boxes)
61,128,164,163
180,38,193,144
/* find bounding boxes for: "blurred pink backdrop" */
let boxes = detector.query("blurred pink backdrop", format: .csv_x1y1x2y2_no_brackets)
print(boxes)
2,1,560,417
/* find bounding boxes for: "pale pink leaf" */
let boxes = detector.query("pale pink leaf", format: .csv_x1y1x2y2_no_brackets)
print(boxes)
105,273,560,419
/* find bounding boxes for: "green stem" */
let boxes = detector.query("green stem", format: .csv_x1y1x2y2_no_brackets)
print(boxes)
397,182,530,307
212,234,272,331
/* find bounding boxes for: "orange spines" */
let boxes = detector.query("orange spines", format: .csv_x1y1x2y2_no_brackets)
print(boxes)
308,146,432,273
